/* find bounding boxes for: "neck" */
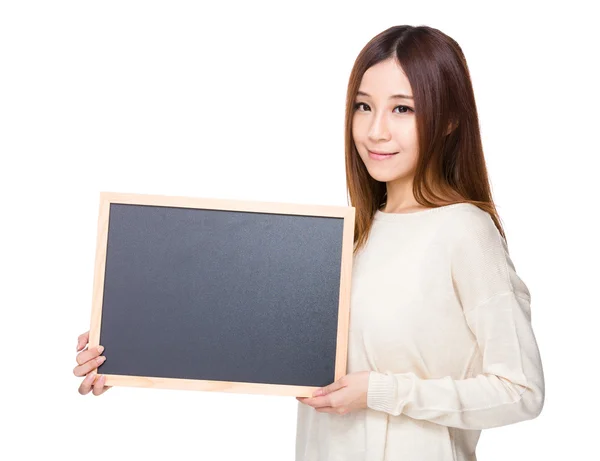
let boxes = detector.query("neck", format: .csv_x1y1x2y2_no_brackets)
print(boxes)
382,176,422,213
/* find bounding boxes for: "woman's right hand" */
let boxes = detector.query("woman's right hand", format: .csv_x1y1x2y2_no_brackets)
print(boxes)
73,330,111,396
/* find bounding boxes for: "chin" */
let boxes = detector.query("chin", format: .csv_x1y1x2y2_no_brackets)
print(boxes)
365,167,411,183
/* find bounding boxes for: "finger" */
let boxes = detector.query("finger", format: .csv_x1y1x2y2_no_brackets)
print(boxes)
317,379,345,396
298,395,332,409
317,406,348,415
78,371,97,395
75,345,104,367
99,385,113,395
298,395,341,413
316,406,337,414
73,353,106,377
76,331,90,352
92,375,109,396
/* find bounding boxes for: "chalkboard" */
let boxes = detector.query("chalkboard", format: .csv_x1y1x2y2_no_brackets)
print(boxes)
88,191,355,397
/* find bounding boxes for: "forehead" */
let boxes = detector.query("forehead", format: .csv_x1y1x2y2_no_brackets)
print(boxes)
359,58,412,97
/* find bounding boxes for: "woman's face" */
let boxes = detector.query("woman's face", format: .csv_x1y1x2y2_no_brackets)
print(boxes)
352,58,419,183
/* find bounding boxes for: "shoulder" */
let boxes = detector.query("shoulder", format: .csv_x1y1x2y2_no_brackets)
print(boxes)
445,203,495,227
444,203,504,249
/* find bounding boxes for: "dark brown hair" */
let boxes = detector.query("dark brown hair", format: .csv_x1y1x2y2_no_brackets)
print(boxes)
345,25,506,254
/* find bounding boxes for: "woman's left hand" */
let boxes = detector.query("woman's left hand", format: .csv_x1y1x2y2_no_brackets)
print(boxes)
296,371,371,415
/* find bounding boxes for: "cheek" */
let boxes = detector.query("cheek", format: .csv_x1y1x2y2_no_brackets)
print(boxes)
351,117,365,141
351,129,364,154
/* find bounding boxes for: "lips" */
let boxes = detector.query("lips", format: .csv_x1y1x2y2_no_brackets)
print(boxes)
369,150,397,155
368,150,398,160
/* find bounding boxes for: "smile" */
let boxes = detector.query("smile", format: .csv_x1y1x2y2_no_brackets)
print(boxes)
368,150,398,160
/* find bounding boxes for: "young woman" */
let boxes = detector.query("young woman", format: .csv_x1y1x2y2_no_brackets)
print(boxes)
73,24,545,461
294,25,544,460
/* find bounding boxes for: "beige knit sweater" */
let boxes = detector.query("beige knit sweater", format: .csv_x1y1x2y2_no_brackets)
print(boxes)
295,203,545,461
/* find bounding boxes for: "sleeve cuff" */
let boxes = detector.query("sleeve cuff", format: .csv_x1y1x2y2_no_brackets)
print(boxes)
367,371,413,415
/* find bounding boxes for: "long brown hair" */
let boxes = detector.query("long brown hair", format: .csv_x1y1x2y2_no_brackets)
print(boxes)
345,25,506,254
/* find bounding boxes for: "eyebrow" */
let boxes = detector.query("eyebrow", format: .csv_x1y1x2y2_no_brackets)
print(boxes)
356,90,413,100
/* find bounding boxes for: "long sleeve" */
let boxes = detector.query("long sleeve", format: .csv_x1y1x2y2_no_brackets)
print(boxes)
366,209,545,430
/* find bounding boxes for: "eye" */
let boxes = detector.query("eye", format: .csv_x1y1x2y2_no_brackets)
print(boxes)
393,105,414,114
353,102,414,114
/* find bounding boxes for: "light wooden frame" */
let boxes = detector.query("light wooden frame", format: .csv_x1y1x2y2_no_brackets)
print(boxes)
89,191,355,397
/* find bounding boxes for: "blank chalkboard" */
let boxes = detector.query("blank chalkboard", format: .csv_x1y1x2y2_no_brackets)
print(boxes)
88,191,355,397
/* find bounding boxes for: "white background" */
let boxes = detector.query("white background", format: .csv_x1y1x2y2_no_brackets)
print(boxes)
1,1,598,460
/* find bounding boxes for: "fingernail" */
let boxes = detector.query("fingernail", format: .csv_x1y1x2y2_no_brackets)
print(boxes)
97,346,104,354
87,372,96,382
97,356,106,364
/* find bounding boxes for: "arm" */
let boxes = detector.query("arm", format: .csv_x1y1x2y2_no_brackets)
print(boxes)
367,210,545,430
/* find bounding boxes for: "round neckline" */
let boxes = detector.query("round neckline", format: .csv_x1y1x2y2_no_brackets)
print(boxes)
374,202,472,221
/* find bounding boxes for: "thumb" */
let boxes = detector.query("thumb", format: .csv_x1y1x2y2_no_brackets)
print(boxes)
77,331,90,352
314,378,345,397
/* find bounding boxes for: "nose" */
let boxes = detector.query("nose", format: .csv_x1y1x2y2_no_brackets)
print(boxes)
367,113,391,143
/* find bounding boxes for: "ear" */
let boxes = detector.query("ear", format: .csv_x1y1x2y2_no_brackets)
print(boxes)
445,120,459,135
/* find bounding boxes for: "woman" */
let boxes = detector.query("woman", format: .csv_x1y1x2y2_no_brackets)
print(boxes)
73,24,545,461
294,25,544,460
